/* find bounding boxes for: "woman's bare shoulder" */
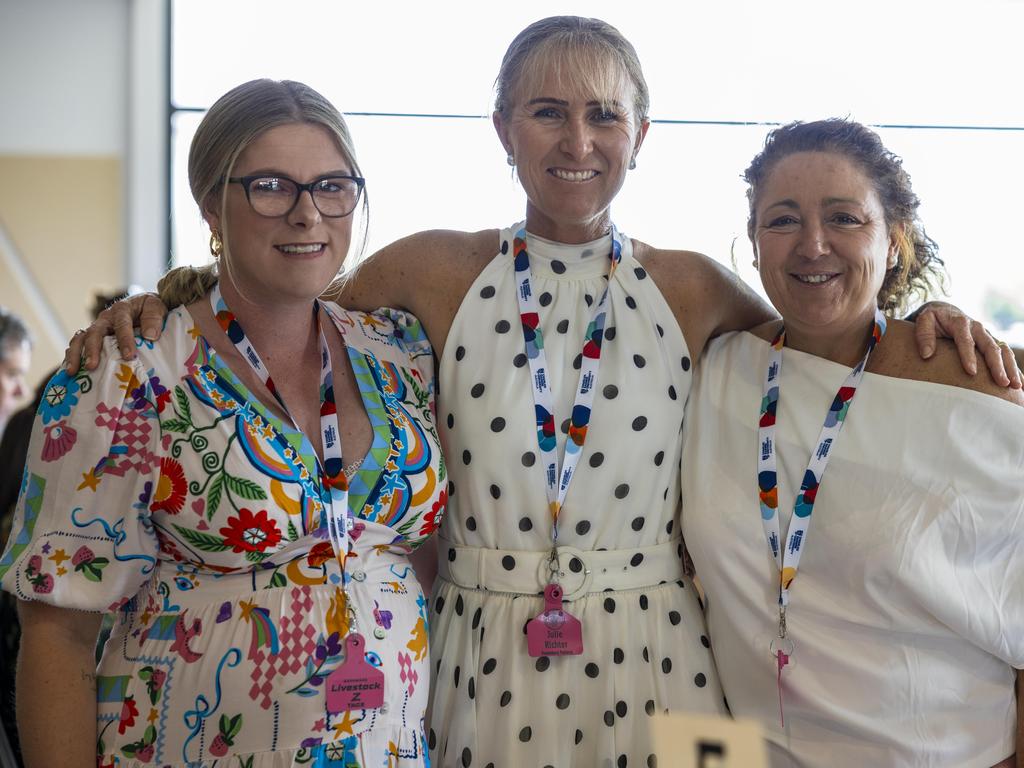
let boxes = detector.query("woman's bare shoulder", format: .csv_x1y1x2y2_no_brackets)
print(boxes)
875,319,1024,406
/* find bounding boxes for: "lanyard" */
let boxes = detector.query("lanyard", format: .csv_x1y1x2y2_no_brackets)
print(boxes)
209,283,354,585
757,307,887,623
511,225,623,545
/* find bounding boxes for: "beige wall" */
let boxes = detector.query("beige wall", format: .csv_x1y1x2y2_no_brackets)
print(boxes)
0,156,123,391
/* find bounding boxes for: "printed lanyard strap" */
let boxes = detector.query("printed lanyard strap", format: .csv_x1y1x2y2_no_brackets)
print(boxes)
757,306,887,611
512,225,623,544
209,283,352,571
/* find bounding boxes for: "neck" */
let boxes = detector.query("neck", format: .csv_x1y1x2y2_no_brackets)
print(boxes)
783,312,879,368
524,202,611,244
217,276,318,357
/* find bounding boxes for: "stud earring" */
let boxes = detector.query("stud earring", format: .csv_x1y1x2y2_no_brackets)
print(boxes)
507,153,515,167
628,157,637,170
209,229,223,259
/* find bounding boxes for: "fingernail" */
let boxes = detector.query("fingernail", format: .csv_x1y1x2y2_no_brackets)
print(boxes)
969,363,978,375
143,327,158,340
923,345,934,358
86,356,95,368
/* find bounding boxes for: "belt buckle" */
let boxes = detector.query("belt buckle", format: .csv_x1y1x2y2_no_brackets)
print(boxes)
541,545,592,602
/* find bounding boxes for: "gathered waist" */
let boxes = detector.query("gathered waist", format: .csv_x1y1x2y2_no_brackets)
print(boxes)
436,536,687,601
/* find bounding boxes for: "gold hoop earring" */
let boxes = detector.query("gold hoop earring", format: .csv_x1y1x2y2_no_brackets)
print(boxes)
209,230,223,259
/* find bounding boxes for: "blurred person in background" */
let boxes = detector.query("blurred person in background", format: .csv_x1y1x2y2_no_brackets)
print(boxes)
0,309,31,439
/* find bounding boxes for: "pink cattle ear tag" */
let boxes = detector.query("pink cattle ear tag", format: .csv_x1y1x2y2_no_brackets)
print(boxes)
527,584,584,657
326,633,385,713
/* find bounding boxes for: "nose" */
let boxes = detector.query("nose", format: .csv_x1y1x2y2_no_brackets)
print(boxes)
560,116,594,160
796,219,829,260
287,189,322,227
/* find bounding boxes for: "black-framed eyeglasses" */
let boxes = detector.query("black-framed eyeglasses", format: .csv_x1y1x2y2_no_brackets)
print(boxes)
227,174,365,218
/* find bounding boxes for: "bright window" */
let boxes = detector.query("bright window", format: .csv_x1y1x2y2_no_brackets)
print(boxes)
172,0,1024,343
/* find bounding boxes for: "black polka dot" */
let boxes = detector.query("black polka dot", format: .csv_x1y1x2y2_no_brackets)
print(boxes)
569,557,583,573
490,417,506,432
490,484,501,499
614,647,625,664
634,266,647,280
447,480,455,497
446,413,454,429
455,595,465,615
483,658,497,674
585,662,600,678
446,548,456,562
501,239,509,254
630,553,644,567
556,693,570,709
625,296,637,310
661,658,672,674
576,520,591,536
455,346,466,361
669,611,681,626
462,748,472,767
648,755,658,768
466,516,477,531
643,647,650,663
632,416,648,431
616,700,628,718
605,326,617,341
645,699,656,716
584,293,593,306
472,608,482,629
631,516,644,531
604,597,616,613
513,353,527,367
575,729,584,745
654,451,665,466
462,449,472,465
681,356,692,371
589,452,604,468
701,635,710,648
500,690,512,707
667,385,677,400
519,726,532,742
435,595,446,612
665,519,674,535
572,353,582,370
639,594,649,610
429,729,437,749
551,259,566,274
521,451,536,467
539,291,553,307
618,755,627,768
603,384,619,399
480,285,496,299
518,517,533,532
454,666,461,687
468,676,476,699
656,324,664,337
561,418,570,434
615,484,630,499
471,383,485,398
556,319,570,334
502,555,516,571
633,354,646,368
604,710,615,727
694,673,707,687
495,319,511,333
535,656,550,672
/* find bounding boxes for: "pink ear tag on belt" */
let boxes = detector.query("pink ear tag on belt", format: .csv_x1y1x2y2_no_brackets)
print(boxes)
326,633,385,713
527,584,584,657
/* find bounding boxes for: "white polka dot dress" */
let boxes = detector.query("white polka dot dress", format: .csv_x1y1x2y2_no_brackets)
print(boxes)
428,224,725,768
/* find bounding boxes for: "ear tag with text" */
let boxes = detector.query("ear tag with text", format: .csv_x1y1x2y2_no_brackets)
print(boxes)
527,584,584,657
326,633,385,713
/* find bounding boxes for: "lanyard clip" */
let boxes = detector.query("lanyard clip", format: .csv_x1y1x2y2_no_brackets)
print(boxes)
546,547,561,584
778,605,788,640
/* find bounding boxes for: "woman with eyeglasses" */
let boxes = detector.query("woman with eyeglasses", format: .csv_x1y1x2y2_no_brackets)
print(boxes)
2,79,443,767
63,17,1018,768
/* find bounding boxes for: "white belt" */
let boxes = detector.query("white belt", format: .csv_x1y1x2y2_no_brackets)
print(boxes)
436,536,687,602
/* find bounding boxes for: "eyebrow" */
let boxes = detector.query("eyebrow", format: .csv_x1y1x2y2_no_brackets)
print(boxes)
525,97,625,109
238,169,352,179
763,196,866,210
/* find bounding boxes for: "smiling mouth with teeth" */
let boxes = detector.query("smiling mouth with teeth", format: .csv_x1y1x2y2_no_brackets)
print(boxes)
276,244,325,255
793,273,838,284
550,169,599,182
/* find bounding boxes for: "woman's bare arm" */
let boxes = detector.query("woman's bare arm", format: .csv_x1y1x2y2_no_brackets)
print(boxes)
17,600,102,768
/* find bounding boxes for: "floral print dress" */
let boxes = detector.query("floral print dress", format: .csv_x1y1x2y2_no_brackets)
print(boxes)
0,301,445,768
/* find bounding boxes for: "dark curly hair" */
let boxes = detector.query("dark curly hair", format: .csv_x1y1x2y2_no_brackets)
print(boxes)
744,118,945,314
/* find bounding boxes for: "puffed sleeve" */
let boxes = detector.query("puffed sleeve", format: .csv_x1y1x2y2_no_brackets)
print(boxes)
0,344,161,611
